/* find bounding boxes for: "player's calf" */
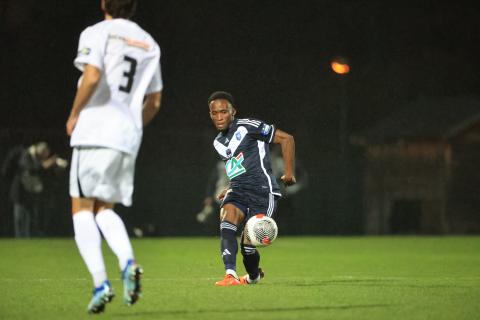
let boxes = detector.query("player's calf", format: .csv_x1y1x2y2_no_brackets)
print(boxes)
241,243,261,279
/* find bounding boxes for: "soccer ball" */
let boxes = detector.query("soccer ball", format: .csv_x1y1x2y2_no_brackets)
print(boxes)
245,214,278,247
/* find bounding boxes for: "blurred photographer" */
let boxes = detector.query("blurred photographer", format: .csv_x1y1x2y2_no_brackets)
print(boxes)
1,142,67,237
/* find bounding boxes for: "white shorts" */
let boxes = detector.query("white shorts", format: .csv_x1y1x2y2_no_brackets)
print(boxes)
69,147,136,206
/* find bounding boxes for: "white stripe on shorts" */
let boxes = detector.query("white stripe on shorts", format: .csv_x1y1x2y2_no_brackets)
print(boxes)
267,193,274,217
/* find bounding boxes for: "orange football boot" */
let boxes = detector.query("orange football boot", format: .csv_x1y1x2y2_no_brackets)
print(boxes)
215,274,242,286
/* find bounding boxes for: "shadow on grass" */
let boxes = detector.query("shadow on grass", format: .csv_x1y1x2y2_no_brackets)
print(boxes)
112,303,393,317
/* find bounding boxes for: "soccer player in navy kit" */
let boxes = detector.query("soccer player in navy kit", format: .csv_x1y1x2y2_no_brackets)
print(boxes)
208,91,296,286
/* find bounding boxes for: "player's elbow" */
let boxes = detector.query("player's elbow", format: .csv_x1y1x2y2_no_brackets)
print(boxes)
148,92,162,111
282,133,295,153
152,97,161,111
142,92,162,126
273,129,295,146
284,133,294,145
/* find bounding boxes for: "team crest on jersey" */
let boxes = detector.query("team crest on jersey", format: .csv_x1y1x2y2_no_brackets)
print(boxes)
225,152,246,179
261,124,272,136
226,148,232,158
235,132,242,141
78,47,91,56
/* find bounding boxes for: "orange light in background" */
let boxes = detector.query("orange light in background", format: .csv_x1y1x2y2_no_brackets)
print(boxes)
331,60,350,74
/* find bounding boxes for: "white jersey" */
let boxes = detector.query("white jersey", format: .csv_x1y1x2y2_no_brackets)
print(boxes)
71,19,163,156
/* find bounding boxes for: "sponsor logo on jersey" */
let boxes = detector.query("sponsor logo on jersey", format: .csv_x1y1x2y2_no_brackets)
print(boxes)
78,47,91,56
261,124,272,136
236,132,242,140
226,148,232,158
108,34,151,51
225,152,246,179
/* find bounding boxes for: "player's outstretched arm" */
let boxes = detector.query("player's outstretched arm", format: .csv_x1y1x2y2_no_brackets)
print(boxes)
273,129,296,186
66,64,102,136
143,91,162,126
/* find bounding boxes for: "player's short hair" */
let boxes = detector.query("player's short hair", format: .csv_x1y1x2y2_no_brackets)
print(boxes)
208,91,235,108
104,0,137,19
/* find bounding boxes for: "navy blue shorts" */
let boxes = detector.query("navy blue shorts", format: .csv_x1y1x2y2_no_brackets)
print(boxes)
221,187,280,219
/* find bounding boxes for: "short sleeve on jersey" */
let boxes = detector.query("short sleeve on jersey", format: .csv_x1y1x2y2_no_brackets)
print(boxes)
74,27,105,71
146,63,163,94
240,119,276,143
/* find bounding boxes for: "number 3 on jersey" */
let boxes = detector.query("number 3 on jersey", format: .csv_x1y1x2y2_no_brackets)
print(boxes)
119,55,137,93
225,152,246,179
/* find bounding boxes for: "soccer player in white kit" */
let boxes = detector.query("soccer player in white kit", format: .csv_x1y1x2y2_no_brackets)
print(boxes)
66,0,162,314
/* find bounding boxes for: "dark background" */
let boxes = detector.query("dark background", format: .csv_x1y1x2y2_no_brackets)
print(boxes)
1,1,479,236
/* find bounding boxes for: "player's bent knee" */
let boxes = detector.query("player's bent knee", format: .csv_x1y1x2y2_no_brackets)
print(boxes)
221,204,245,225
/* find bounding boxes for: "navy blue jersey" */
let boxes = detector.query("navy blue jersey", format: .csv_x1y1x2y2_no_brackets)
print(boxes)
213,118,281,196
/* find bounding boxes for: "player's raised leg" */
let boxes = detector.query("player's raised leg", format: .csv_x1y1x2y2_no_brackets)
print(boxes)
240,233,264,285
215,203,245,286
240,196,278,285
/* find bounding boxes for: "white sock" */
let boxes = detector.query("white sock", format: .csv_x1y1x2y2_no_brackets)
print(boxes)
95,209,134,271
73,211,107,287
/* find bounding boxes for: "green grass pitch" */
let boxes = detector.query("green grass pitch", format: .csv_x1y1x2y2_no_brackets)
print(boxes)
1,236,479,319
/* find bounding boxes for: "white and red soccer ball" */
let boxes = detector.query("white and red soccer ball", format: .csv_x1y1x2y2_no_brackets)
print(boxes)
245,214,278,247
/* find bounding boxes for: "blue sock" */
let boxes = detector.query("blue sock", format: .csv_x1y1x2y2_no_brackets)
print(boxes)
220,221,238,271
241,243,260,279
